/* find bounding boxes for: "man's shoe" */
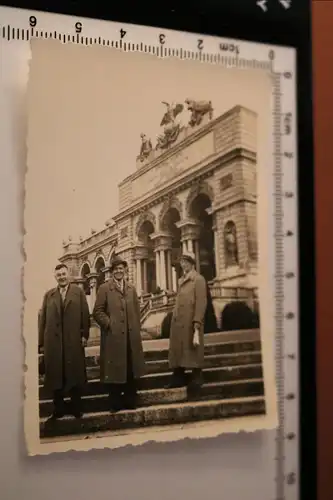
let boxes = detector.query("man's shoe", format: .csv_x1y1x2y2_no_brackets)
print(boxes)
50,409,65,420
167,378,185,389
123,394,137,410
72,409,83,419
109,396,124,413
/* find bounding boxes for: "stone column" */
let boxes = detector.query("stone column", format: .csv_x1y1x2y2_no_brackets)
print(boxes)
181,240,187,253
87,273,98,314
150,232,172,291
213,224,219,278
172,266,178,292
194,239,200,272
102,266,111,280
74,278,85,290
143,259,148,293
166,250,173,291
155,250,161,288
160,249,167,290
136,259,143,296
187,239,194,254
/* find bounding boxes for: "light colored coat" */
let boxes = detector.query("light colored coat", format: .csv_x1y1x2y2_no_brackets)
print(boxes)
169,269,208,369
38,284,90,392
93,279,145,384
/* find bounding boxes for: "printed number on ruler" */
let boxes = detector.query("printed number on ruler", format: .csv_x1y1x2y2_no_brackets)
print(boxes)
2,11,279,68
0,6,299,500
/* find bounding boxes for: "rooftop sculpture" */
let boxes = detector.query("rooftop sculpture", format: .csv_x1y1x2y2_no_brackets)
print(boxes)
138,99,214,160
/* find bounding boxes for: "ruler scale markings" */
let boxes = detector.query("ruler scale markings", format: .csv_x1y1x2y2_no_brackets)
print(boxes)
0,9,299,500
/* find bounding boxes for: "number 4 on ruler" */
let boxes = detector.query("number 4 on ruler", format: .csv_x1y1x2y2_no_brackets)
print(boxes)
257,1,268,12
279,0,292,8
257,0,292,10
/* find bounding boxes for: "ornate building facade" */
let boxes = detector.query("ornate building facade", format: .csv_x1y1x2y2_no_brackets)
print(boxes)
59,102,259,340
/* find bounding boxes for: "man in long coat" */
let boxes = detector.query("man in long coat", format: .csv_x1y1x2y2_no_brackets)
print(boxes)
38,263,90,419
168,252,208,395
93,255,145,412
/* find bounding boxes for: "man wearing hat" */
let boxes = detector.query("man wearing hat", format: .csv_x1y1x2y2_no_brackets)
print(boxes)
168,251,208,395
93,255,145,411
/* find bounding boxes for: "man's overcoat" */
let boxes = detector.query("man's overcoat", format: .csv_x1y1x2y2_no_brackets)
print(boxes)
169,269,208,369
38,284,90,392
93,279,145,384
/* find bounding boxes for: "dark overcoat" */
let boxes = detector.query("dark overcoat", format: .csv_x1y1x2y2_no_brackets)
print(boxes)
169,269,208,369
93,279,145,384
38,284,90,392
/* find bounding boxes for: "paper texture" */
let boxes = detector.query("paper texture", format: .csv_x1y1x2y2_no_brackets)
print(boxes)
24,38,277,455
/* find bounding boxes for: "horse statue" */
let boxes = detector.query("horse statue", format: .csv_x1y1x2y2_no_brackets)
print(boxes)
185,99,214,127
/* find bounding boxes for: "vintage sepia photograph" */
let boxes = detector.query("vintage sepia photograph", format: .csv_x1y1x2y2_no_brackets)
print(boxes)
24,39,277,455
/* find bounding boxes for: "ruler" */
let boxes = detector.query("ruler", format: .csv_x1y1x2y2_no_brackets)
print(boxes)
0,6,299,499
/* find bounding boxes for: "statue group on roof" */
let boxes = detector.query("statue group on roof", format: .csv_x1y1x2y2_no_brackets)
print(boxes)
138,98,214,161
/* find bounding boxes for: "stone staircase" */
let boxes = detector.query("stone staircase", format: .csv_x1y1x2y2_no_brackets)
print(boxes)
39,329,265,440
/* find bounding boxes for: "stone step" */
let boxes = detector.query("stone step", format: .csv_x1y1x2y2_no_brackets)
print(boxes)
83,351,262,380
39,363,263,400
83,340,262,367
38,340,262,378
39,378,264,418
39,351,262,385
40,394,266,439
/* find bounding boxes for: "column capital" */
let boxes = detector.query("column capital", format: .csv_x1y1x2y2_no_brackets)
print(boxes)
175,217,202,230
86,273,98,287
86,272,98,280
150,231,172,251
176,218,202,241
72,277,86,287
101,266,110,273
133,245,149,260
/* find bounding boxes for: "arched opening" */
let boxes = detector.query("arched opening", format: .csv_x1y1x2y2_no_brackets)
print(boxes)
95,256,105,289
189,193,216,281
161,207,182,285
252,300,260,328
81,263,91,296
220,301,258,331
138,220,156,293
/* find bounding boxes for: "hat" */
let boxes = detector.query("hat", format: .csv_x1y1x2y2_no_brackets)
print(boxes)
110,255,128,272
180,251,196,266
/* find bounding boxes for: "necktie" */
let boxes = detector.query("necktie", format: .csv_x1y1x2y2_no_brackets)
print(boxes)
60,287,66,302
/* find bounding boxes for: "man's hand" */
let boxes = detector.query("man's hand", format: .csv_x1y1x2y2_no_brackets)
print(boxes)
81,338,88,348
193,328,200,347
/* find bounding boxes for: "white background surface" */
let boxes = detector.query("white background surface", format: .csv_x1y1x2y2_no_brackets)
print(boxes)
0,7,298,499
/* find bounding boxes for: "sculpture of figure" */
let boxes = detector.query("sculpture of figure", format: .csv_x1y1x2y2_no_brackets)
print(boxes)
224,222,238,267
185,99,214,127
139,133,153,162
156,101,184,149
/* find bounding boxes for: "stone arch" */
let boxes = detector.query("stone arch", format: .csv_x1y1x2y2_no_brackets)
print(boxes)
92,252,106,271
79,261,91,276
80,261,91,296
158,196,183,230
135,210,156,238
185,182,216,281
185,181,214,218
94,254,106,289
224,220,239,267
107,245,117,265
